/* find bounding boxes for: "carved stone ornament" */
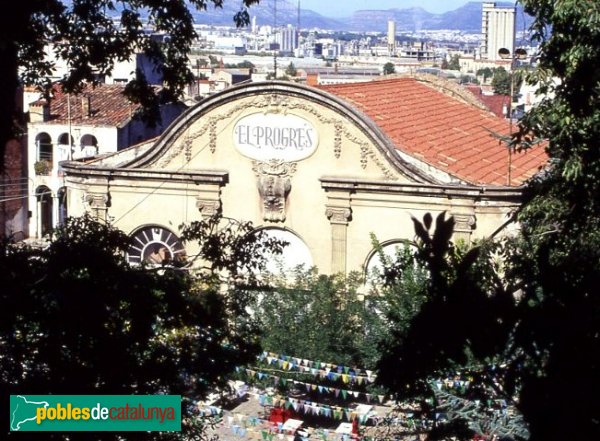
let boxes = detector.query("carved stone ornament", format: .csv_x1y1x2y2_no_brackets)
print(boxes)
252,160,297,222
196,198,221,218
325,207,352,225
84,192,110,219
453,213,477,231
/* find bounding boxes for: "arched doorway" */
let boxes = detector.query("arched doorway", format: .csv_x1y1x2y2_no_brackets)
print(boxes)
35,185,53,237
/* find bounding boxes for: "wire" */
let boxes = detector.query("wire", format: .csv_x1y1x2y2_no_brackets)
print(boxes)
112,108,238,224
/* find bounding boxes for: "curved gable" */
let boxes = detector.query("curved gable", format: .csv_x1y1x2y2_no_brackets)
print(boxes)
125,81,436,184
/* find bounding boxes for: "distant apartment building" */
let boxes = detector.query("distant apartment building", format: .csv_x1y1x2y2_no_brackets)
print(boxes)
387,20,396,55
276,25,298,55
481,2,516,61
210,69,252,90
28,83,185,238
43,44,164,86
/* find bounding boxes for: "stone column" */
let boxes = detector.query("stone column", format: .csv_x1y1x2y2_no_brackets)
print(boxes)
325,206,352,274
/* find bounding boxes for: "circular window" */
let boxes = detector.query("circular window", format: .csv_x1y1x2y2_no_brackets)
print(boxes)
127,226,186,265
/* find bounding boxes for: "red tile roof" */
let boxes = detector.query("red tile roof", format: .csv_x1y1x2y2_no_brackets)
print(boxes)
34,83,141,128
320,78,547,186
464,85,510,119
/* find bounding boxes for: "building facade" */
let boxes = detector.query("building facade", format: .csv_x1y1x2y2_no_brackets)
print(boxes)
62,78,545,275
481,2,516,61
28,83,185,238
387,21,396,56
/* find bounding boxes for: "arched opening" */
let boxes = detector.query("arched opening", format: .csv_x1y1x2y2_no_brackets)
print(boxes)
364,239,415,282
57,133,73,146
57,187,68,226
57,133,74,161
258,228,313,275
35,133,53,175
80,134,98,157
35,185,53,237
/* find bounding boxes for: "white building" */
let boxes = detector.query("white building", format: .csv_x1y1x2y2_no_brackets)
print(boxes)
41,45,164,85
276,25,298,55
481,2,516,61
387,20,396,55
28,83,185,238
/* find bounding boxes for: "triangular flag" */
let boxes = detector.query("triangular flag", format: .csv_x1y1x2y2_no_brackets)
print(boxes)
341,389,348,399
378,395,385,403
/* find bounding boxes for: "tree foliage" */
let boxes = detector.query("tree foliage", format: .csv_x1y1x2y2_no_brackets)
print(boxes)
1,213,282,440
447,54,461,71
251,269,386,370
285,62,298,77
491,66,511,95
377,2,600,439
476,67,494,81
505,1,600,439
0,0,260,169
383,62,396,75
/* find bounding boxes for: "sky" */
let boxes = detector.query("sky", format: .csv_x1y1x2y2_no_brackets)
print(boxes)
297,0,481,17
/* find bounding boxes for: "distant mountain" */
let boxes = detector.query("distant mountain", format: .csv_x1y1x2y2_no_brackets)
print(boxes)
187,0,344,30
60,0,532,34
344,2,533,33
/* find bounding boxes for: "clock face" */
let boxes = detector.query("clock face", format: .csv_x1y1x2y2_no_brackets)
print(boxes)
127,226,186,265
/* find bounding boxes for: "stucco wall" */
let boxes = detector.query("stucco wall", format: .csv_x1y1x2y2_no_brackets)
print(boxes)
63,82,522,274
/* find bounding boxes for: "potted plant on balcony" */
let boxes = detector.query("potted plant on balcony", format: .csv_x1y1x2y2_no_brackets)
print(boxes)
34,159,52,175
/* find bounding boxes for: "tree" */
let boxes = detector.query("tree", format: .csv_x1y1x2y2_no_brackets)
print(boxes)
504,1,600,439
1,213,284,440
0,0,260,171
476,67,494,82
383,62,396,75
285,62,298,77
377,1,600,439
251,268,386,370
448,54,461,71
491,66,511,95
